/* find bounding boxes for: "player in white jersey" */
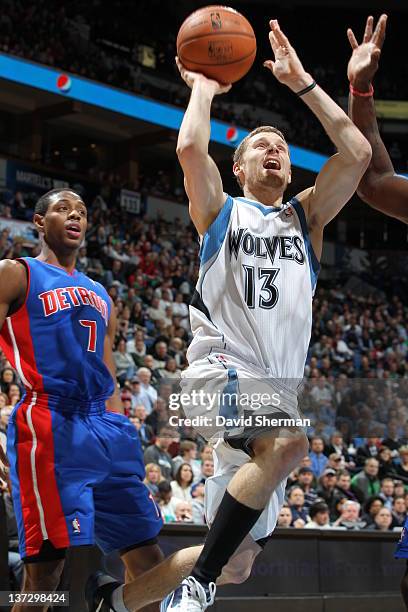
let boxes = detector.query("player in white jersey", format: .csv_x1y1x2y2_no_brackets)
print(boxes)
160,18,372,611
83,19,371,612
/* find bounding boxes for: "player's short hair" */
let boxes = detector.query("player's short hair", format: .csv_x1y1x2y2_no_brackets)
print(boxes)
34,188,82,216
233,125,287,189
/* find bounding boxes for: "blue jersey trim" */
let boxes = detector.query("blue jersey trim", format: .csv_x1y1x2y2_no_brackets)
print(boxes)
236,197,283,215
291,197,320,292
219,368,239,426
199,195,234,266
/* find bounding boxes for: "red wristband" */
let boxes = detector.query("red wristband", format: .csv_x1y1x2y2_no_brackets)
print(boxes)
349,83,374,97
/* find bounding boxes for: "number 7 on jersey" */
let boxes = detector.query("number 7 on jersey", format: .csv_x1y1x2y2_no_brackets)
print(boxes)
79,320,97,352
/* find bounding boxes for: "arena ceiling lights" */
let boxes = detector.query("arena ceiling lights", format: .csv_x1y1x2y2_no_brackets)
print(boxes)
0,52,328,173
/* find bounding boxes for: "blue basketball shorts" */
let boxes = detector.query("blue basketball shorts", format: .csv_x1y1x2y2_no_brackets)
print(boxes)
7,393,163,558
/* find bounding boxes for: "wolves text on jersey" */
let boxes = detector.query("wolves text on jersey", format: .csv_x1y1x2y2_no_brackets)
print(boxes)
38,286,109,324
228,228,305,265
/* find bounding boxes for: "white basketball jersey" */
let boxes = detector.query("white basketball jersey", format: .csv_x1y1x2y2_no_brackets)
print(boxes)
187,194,320,382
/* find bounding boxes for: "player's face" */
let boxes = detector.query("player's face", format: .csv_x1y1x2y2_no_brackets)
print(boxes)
234,132,291,193
36,191,87,252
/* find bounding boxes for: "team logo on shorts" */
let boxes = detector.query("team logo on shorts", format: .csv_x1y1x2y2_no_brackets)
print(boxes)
72,518,81,534
399,527,406,543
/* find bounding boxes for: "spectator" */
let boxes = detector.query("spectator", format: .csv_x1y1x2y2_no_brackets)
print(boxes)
172,440,202,482
0,405,12,434
143,426,174,480
392,497,407,528
327,453,344,471
137,367,158,413
383,420,403,452
151,341,170,370
277,505,293,528
143,463,164,500
356,437,380,467
158,357,181,381
200,445,213,463
158,481,177,523
191,481,205,524
132,405,154,449
325,431,354,468
174,500,193,523
304,501,333,529
200,458,214,481
309,436,328,478
8,384,21,406
361,496,384,526
379,478,395,510
297,466,318,508
331,470,359,518
287,486,310,527
171,463,194,502
351,458,381,503
368,507,393,532
1,368,15,394
332,500,366,530
145,397,170,435
378,446,397,480
113,338,135,385
129,377,152,414
396,446,408,483
316,468,338,511
2,478,23,587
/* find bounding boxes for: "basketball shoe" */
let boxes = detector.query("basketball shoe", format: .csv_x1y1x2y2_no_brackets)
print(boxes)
160,576,216,611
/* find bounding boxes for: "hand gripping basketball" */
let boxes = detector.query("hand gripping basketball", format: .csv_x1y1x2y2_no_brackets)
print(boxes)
175,56,232,95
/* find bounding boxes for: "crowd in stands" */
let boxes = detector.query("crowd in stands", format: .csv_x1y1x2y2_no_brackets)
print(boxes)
0,0,407,171
0,182,407,549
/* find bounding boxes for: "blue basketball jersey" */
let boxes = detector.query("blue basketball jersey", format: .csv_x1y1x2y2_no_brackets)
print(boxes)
0,257,114,407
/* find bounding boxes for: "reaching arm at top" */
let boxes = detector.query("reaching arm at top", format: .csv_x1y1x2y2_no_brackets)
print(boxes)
104,299,123,414
175,58,231,235
347,14,408,223
264,20,372,257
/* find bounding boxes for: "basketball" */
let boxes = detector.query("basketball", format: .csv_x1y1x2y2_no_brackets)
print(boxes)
177,5,256,84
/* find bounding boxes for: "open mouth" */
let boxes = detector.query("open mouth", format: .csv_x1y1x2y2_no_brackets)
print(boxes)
263,158,281,171
65,222,81,238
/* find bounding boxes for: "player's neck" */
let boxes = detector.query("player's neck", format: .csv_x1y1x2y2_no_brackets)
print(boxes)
37,245,77,274
243,185,283,207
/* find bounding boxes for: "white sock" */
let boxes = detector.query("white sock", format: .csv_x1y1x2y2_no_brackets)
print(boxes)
111,585,129,612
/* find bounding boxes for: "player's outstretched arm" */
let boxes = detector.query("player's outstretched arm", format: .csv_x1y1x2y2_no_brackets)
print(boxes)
264,20,372,256
0,259,27,476
104,299,123,413
347,14,408,223
176,58,231,235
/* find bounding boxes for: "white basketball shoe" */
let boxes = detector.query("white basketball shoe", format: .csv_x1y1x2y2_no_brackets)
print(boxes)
160,576,216,611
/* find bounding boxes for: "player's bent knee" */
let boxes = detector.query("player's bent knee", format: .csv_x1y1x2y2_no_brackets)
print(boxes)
253,431,308,463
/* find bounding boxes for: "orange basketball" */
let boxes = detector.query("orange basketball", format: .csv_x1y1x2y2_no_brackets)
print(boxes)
177,5,256,85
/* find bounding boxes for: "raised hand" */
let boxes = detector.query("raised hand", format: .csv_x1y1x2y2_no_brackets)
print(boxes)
175,57,232,95
347,14,387,89
263,19,311,91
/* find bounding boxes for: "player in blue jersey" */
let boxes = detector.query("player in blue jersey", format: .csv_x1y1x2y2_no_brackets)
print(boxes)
0,188,165,611
346,13,408,609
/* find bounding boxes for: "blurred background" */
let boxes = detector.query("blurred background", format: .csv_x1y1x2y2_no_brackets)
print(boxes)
0,1,407,610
